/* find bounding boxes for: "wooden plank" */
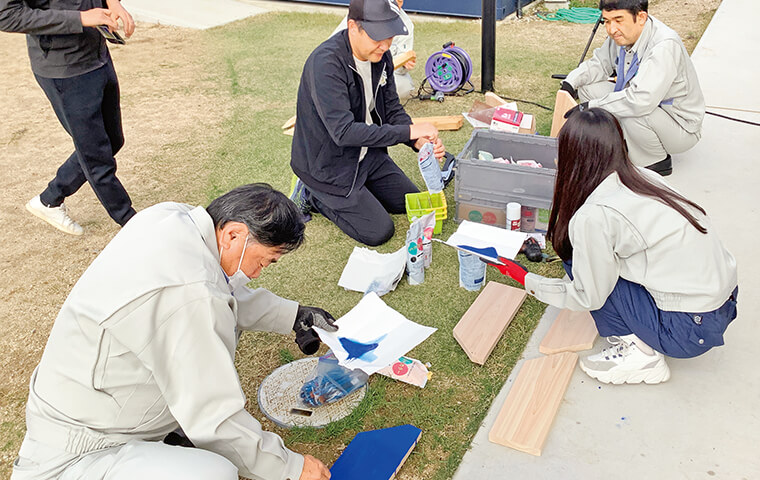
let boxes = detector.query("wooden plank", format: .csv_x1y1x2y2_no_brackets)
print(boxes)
550,90,577,137
453,281,527,365
282,114,296,130
539,309,598,355
412,115,463,131
488,352,578,456
484,91,509,107
393,50,416,70
330,425,422,480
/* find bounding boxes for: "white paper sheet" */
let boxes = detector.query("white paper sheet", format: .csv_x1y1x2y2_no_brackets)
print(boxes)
313,292,437,375
337,246,407,296
444,220,527,260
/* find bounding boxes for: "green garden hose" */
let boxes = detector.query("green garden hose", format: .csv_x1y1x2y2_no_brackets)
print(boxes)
537,7,601,24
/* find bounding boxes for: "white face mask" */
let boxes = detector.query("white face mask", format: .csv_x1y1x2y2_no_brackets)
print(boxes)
220,236,251,293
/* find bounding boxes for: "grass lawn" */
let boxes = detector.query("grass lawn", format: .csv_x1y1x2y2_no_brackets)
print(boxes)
194,3,718,478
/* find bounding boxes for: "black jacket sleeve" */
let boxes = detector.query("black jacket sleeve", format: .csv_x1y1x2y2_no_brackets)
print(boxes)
0,0,83,35
307,48,410,149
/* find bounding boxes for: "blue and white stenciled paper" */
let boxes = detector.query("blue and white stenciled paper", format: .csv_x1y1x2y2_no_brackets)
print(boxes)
313,292,436,375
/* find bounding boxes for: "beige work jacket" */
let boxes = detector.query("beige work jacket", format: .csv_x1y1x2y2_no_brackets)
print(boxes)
24,203,303,480
525,169,737,313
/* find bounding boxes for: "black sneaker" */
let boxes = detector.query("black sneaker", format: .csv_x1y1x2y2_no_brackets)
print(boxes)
645,155,672,176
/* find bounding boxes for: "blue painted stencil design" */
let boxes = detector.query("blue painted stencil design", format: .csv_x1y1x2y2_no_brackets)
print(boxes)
339,335,386,361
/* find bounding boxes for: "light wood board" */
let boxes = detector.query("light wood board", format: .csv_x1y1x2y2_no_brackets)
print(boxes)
550,89,577,137
488,351,578,456
393,50,416,70
484,91,509,107
412,115,463,131
539,309,598,355
282,114,297,130
453,281,527,365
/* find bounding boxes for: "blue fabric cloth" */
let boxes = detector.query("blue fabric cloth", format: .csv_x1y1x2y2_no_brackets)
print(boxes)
563,261,738,358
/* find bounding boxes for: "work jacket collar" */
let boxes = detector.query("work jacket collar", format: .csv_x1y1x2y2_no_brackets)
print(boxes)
188,206,221,262
627,16,654,54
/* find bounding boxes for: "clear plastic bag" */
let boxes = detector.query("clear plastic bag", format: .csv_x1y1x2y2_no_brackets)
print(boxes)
299,352,369,408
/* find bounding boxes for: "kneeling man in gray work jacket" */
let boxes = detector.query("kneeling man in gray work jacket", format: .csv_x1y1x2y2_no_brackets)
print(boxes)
12,184,334,480
560,0,704,176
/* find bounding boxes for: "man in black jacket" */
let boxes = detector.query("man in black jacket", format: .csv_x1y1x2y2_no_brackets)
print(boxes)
0,0,137,235
290,0,444,246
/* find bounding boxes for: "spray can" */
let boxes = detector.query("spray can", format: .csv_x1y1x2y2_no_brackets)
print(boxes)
521,206,537,232
417,142,443,194
506,202,521,231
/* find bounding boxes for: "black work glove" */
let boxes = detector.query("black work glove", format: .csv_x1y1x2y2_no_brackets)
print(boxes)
293,305,338,355
564,101,589,119
560,81,579,100
520,237,544,263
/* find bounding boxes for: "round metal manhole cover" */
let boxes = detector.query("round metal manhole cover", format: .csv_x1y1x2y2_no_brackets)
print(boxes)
257,357,367,429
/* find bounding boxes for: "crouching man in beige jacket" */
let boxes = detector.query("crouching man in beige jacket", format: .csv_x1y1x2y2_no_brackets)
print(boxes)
12,184,333,480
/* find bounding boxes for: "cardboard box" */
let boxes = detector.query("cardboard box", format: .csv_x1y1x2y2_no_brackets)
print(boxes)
490,106,536,135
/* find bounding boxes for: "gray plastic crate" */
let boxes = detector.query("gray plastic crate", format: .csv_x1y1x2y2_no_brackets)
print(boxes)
455,130,558,223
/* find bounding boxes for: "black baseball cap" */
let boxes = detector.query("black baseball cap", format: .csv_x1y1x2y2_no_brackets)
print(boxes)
348,0,408,41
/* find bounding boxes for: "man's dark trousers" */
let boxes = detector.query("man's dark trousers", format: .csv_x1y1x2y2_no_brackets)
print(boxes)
308,150,418,246
35,59,135,226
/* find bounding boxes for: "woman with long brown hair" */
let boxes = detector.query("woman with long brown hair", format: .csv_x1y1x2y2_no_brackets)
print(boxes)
498,108,738,384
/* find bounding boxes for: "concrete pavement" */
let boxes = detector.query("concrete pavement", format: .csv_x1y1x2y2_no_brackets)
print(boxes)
453,0,760,478
120,0,347,29
120,0,269,29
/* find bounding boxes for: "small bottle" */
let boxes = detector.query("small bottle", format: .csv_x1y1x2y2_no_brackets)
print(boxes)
506,202,521,231
521,206,537,232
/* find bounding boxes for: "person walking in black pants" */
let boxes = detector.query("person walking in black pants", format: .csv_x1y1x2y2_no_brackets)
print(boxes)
0,0,137,235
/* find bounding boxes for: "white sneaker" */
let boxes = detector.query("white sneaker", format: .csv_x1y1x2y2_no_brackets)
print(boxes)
25,196,83,236
580,335,670,385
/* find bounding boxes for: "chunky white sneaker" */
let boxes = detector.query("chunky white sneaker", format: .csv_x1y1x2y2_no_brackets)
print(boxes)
25,196,83,236
580,335,670,385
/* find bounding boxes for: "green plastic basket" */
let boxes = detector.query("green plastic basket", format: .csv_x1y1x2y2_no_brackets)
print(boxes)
405,191,447,234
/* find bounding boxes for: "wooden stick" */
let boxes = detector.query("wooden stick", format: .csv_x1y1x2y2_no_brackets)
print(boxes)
411,115,464,131
393,50,416,70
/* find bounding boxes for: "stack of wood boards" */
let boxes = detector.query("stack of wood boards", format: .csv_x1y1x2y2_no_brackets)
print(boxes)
453,281,527,365
487,307,598,455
